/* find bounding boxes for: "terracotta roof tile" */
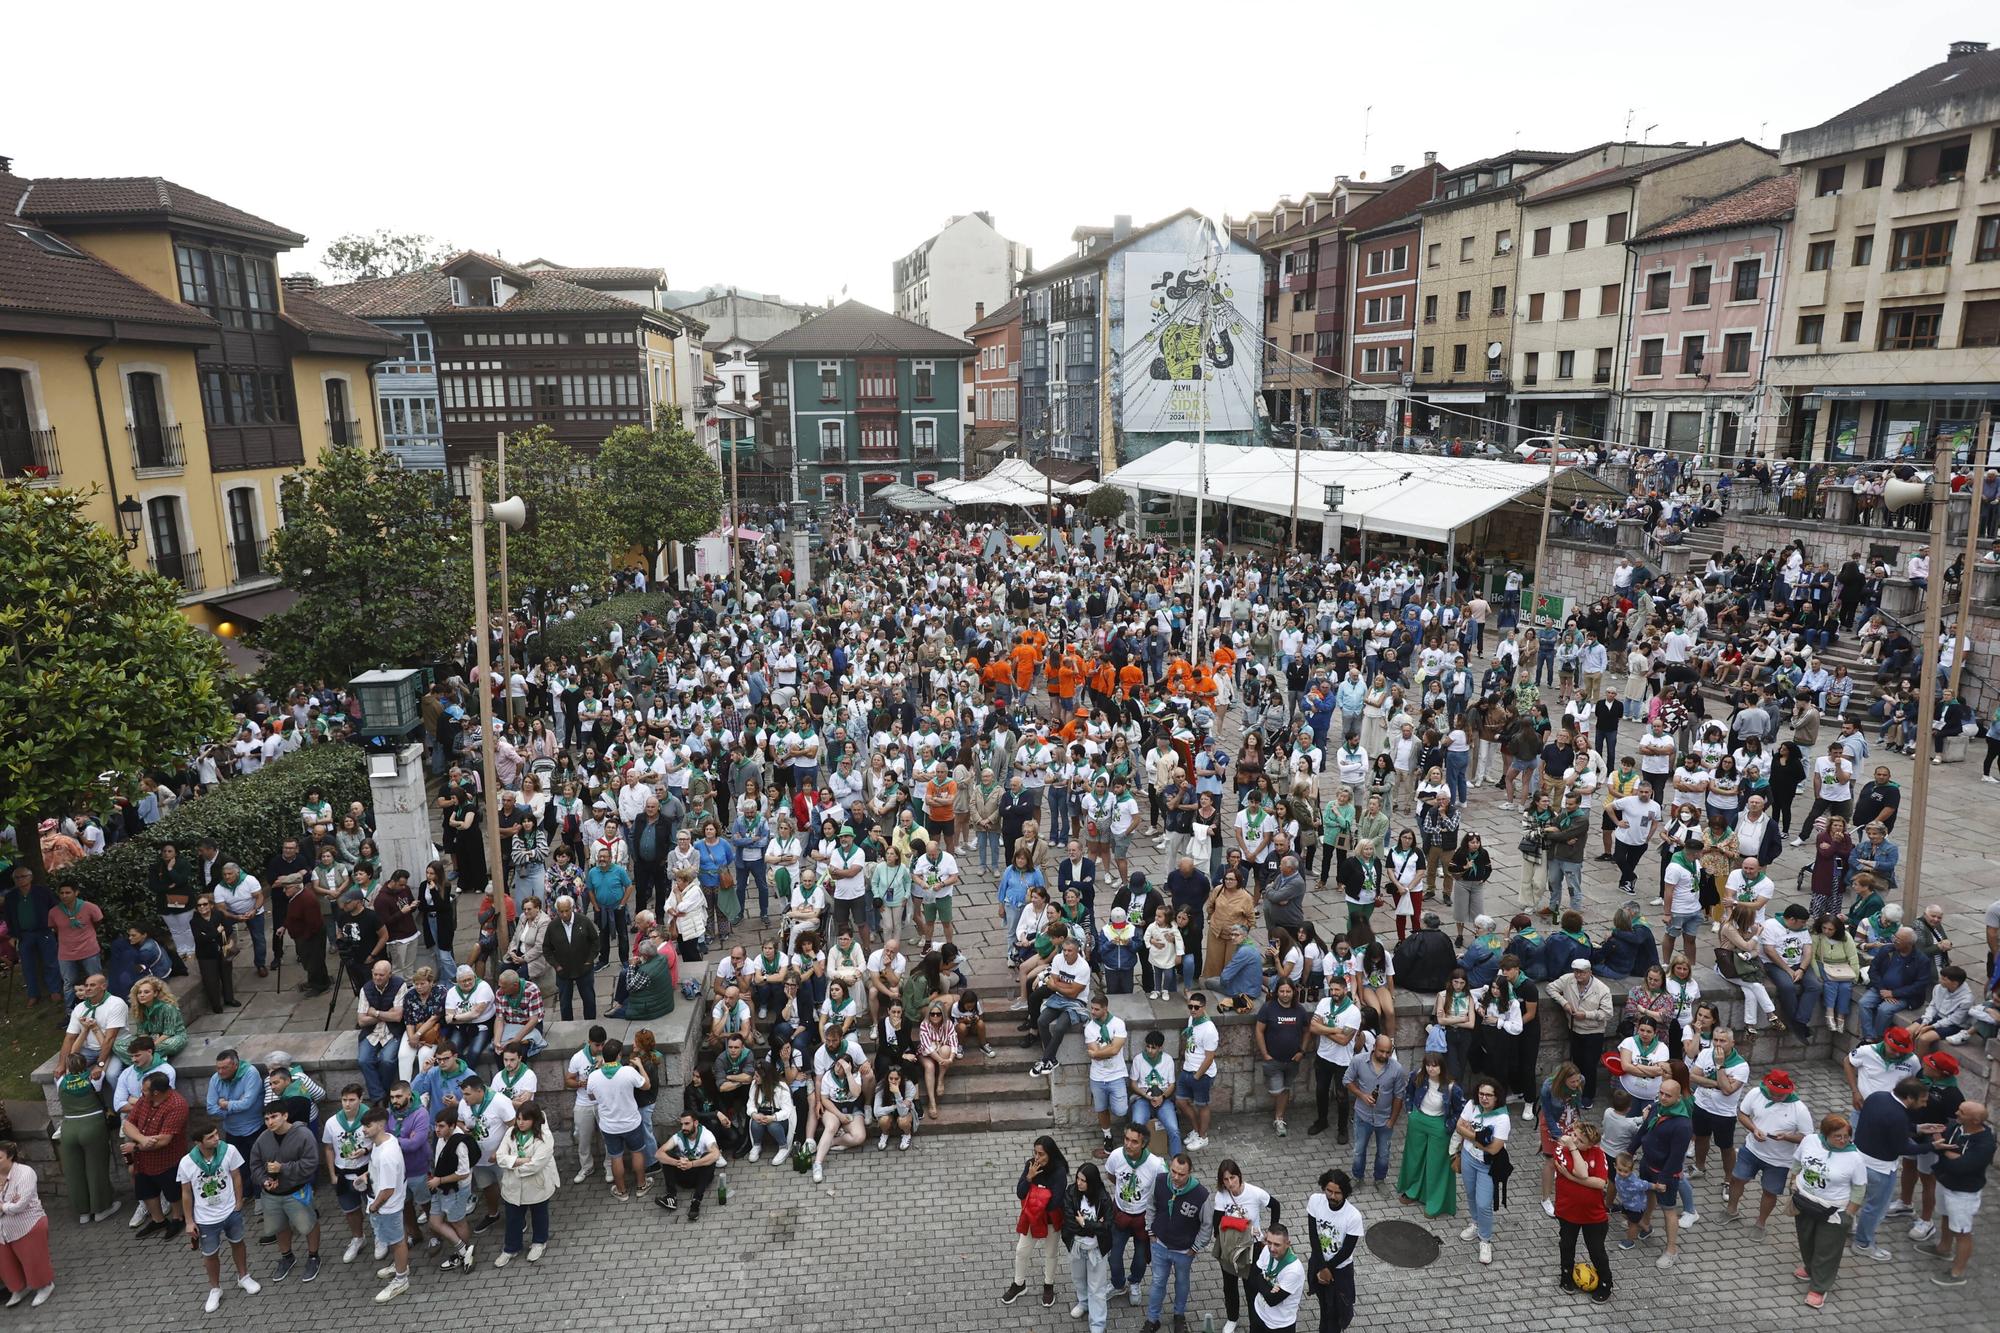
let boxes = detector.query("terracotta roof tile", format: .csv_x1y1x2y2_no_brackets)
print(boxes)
965,295,1023,336
0,174,218,334
1797,46,2000,137
16,176,304,244
1631,174,1798,242
279,288,405,348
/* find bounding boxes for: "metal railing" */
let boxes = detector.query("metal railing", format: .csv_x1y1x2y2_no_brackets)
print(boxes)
128,422,184,472
0,426,60,480
328,417,364,447
227,537,270,583
149,549,205,593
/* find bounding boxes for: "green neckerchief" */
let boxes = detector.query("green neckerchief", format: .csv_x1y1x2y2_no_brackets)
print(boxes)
1095,1019,1116,1046
1923,1072,1960,1092
1561,929,1590,945
499,1064,530,1095
1166,1174,1201,1206
831,1069,853,1101
1139,1051,1168,1088
57,898,88,929
725,1049,753,1075
1670,848,1699,876
674,1128,702,1157
1657,1096,1693,1120
335,1101,370,1135
598,1057,621,1076
511,1129,535,1154
1263,1247,1299,1281
1183,1014,1211,1049
1720,1050,1748,1071
1667,979,1697,1017
1874,1042,1912,1069
1121,1146,1148,1172
1448,991,1471,1013
190,1141,228,1177
1633,1035,1662,1063
577,1047,601,1076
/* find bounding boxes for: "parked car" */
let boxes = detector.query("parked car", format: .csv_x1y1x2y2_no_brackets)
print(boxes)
1513,438,1590,466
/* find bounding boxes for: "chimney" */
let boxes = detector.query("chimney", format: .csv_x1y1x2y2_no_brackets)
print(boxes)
1390,164,1405,177
0,154,12,174
974,301,985,322
1948,39,1988,59
282,273,320,293
1112,214,1132,241
1423,151,1437,165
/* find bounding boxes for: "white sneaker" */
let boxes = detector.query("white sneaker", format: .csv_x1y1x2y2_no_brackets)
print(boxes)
527,1243,544,1262
1223,1322,1238,1333
237,1275,260,1295
342,1237,364,1264
493,1251,513,1269
1541,1198,1556,1217
1856,1242,1893,1261
1911,1220,1939,1241
1681,1211,1699,1229
878,1132,889,1151
1885,1201,1914,1218
376,1265,399,1280
375,1274,409,1304
129,1202,149,1229
1186,1133,1208,1150
204,1289,222,1314
811,1161,823,1183
899,1134,911,1150
1071,1303,1087,1319
749,1144,761,1163
373,1241,388,1261
1948,1032,1971,1045
1656,1251,1677,1269
1478,1241,1492,1264
572,1166,593,1184
1460,1223,1480,1242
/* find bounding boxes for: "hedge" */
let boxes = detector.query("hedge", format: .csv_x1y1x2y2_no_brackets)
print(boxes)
535,590,670,661
64,743,369,935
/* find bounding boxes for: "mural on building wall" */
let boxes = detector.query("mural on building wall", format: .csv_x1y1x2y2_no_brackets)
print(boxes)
1120,249,1261,433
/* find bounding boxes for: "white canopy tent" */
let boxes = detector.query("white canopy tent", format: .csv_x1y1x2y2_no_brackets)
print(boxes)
1104,442,1619,544
926,456,1096,509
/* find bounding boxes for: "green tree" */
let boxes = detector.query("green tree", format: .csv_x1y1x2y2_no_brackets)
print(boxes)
322,229,452,282
251,446,471,688
495,427,618,627
1084,485,1130,521
0,484,231,877
597,418,723,575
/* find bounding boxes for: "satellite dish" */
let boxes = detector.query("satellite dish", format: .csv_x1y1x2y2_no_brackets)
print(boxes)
1486,341,1503,359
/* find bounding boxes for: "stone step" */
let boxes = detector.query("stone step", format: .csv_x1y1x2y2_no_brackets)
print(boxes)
938,1070,1053,1105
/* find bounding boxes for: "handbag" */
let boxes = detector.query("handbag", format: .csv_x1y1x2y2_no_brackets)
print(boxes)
1820,961,1857,983
1425,1023,1449,1054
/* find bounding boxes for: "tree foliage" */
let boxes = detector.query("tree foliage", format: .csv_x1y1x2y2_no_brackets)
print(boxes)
322,229,453,282
597,418,723,573
495,427,618,626
1084,485,1131,520
0,484,231,876
252,446,471,688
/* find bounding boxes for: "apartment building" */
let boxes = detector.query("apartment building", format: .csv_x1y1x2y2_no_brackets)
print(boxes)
1342,164,1447,433
1512,140,1778,444
1621,175,1795,462
669,287,823,504
0,159,396,640
964,297,1022,469
892,212,1031,339
1409,151,1575,440
1770,40,2000,461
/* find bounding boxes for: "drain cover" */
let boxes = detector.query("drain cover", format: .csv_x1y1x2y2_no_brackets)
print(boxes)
1364,1218,1443,1268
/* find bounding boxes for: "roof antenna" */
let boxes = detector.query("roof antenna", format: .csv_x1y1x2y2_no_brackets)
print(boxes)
1624,108,1635,139
1361,105,1371,164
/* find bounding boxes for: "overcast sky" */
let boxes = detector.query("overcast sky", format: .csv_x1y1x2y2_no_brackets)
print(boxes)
9,2,1991,316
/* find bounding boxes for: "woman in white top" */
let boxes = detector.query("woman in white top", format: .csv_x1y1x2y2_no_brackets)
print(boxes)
1688,1023,1747,1182
1790,1113,1868,1309
1209,1159,1278,1329
810,1052,868,1183
0,1140,54,1307
1454,1074,1511,1262
870,1066,916,1151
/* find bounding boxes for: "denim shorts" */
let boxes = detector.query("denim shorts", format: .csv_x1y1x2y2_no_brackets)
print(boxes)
1733,1151,1791,1195
601,1125,648,1156
1664,911,1706,938
368,1208,406,1247
334,1169,368,1213
1175,1070,1214,1107
429,1184,471,1223
197,1211,245,1256
1263,1059,1299,1094
1090,1079,1129,1116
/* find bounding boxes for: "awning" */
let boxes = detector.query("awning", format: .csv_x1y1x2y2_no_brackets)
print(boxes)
927,457,1093,508
1424,391,1490,404
208,586,297,624
708,525,764,541
873,483,953,513
200,627,265,675
975,433,1019,455
1809,383,2000,401
1105,442,1621,544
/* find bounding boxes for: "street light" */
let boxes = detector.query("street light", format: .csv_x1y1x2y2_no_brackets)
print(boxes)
1322,483,1346,511
116,495,143,549
468,455,526,954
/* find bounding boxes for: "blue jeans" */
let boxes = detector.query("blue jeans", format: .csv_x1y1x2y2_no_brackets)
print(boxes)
502,1200,548,1254
1822,979,1854,1017
512,864,546,912
1217,944,1262,1002
1856,987,1899,1041
1048,790,1072,846
1131,1095,1181,1156
1547,860,1583,914
1464,1151,1496,1240
1352,1117,1394,1181
594,904,631,965
976,831,1001,872
57,952,103,1009
356,1036,399,1103
1445,750,1469,806
17,932,59,1001
1144,1242,1193,1321
1107,1216,1148,1290
1852,1167,1897,1248
739,860,768,918
1765,963,1822,1038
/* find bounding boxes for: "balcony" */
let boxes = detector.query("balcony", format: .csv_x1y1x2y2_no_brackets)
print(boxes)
129,422,185,473
227,536,271,584
1593,369,1612,384
0,426,60,481
149,549,205,594
327,417,364,447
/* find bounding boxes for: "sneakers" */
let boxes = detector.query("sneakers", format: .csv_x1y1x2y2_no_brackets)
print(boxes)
1855,1243,1892,1261
1000,1283,1027,1306
749,1144,761,1163
656,1193,679,1212
129,1201,149,1228
236,1274,260,1296
1460,1223,1480,1242
1591,1287,1611,1305
1185,1133,1209,1151
1008,998,1030,1012
472,1211,501,1232
374,1240,388,1261
375,1273,409,1304
1478,1241,1492,1264
1681,1212,1699,1229
878,1132,889,1151
1911,1219,1940,1242
1934,1272,1969,1287
376,1265,399,1280
527,1243,544,1262
1071,1304,1088,1319
272,1253,295,1284
342,1237,365,1265
634,1177,652,1197
1541,1198,1556,1218
1129,1284,1145,1306
811,1161,823,1184
1616,1238,1637,1251
1307,1121,1329,1137
1274,1118,1287,1137
1805,1291,1826,1308
572,1166,594,1184
611,1187,630,1201
1885,1201,1913,1218
1029,1060,1057,1077
688,1200,702,1222
1947,1032,1972,1045
493,1251,513,1269
1041,1284,1056,1308
899,1134,911,1150
980,1044,997,1059
205,1289,222,1314
1656,1251,1677,1269
300,1256,320,1283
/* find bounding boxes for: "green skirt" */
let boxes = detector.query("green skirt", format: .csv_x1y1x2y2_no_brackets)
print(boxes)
1396,1109,1456,1217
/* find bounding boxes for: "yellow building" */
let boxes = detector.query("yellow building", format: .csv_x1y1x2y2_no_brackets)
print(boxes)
0,162,398,652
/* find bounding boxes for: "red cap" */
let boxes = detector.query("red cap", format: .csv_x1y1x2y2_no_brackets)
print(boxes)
1884,1027,1915,1055
1923,1052,1960,1077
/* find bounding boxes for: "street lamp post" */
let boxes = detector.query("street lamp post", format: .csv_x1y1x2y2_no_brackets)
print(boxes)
468,455,526,955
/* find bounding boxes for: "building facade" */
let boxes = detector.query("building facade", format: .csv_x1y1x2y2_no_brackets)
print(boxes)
0,162,396,638
1410,151,1577,441
1511,140,1778,444
892,212,1031,339
964,297,1022,470
669,288,823,505
754,301,971,509
1620,175,1795,462
1769,40,2000,462
316,253,704,488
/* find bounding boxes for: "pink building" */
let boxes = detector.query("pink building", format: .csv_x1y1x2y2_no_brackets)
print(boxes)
1621,174,1795,462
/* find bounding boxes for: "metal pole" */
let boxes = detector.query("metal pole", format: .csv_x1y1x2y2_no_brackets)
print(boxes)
1948,412,1992,702
494,431,512,707
728,413,742,585
469,456,510,957
1902,435,1955,918
1289,415,1302,550
1190,238,1215,653
1525,412,1563,665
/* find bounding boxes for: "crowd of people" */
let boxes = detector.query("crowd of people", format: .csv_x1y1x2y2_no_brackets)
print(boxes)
4,493,1998,1325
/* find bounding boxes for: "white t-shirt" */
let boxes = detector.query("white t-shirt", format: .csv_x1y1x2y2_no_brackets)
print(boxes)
1611,796,1662,847
588,1063,646,1134
1691,1049,1750,1116
567,1048,600,1109
1251,1244,1307,1326
65,995,131,1051
1812,757,1853,801
1305,1192,1364,1270
1180,1017,1219,1074
1085,1015,1128,1083
1662,859,1700,915
1616,1033,1669,1102
365,1135,407,1212
1793,1133,1868,1210
461,1090,515,1166
1047,951,1092,1007
1457,1102,1511,1162
1313,996,1362,1064
495,1063,538,1104
913,852,960,899
1740,1088,1813,1166
177,1144,244,1225
1726,871,1773,923
1106,1148,1164,1216
660,1124,718,1163
1758,918,1811,970
322,1109,374,1171
1848,1044,1919,1102
1129,1051,1175,1101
